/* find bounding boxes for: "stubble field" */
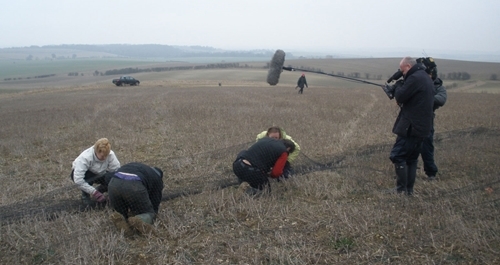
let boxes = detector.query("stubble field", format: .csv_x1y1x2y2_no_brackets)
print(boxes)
1,59,500,264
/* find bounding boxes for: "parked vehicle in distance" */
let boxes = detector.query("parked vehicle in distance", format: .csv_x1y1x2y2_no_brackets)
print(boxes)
112,76,140,86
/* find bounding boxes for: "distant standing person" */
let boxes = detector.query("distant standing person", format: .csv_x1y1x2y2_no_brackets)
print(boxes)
417,57,447,181
70,138,120,207
108,162,164,236
296,73,308,94
233,138,296,195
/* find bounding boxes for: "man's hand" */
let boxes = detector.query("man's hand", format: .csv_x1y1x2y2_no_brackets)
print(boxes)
382,84,395,99
383,80,404,100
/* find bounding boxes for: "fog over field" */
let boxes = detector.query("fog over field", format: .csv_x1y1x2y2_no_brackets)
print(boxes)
1,0,499,62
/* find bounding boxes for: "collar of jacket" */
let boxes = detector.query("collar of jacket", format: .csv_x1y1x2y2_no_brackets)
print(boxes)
404,63,426,81
433,77,443,87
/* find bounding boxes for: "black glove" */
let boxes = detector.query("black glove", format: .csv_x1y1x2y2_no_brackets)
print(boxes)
382,80,404,100
382,84,395,99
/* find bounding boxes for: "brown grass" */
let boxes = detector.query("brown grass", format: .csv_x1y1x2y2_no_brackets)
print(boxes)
1,62,500,264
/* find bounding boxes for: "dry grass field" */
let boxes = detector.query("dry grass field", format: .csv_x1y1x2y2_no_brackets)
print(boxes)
1,58,500,264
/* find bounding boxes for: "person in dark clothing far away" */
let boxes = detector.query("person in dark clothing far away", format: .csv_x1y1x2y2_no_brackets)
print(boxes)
296,73,308,94
233,138,295,196
388,56,434,196
107,162,164,236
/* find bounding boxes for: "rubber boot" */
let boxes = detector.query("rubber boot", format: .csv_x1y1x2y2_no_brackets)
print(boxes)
128,213,156,236
110,212,134,237
406,162,418,196
247,187,264,196
395,163,408,194
134,213,155,224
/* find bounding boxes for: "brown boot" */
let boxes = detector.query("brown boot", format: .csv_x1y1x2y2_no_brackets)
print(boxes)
128,216,155,236
110,212,134,237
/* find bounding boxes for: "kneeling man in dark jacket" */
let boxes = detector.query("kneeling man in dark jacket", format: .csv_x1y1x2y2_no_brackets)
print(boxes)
107,162,164,235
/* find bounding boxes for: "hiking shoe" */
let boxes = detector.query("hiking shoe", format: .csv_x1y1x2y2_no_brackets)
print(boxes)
239,181,250,189
128,216,155,236
427,175,436,181
238,182,251,194
110,212,134,237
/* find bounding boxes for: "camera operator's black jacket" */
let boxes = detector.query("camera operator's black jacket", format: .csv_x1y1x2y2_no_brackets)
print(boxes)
393,64,434,138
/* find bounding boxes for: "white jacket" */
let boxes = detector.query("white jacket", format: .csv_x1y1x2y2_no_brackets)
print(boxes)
72,146,120,195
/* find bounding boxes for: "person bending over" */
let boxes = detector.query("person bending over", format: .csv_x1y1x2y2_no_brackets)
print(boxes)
107,162,164,236
233,138,295,195
256,126,300,179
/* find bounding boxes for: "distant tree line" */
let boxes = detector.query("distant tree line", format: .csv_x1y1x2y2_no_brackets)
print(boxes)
44,44,276,59
68,72,84,76
440,72,471,80
4,74,56,81
104,63,241,75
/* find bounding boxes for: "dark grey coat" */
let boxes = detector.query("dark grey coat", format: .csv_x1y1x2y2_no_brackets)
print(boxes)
432,78,447,111
392,64,434,138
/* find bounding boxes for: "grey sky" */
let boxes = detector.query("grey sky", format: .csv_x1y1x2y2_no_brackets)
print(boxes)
2,0,499,55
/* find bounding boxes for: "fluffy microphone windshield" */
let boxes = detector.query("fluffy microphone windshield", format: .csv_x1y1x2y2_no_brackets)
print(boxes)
267,49,286,85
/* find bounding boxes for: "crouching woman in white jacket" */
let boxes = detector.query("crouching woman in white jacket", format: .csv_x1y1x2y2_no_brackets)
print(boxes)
70,138,120,208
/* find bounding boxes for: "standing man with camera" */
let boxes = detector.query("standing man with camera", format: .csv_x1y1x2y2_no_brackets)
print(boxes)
388,56,434,195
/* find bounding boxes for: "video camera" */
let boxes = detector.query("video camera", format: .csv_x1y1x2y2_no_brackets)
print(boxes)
383,70,404,99
383,79,404,100
382,57,437,100
417,57,437,80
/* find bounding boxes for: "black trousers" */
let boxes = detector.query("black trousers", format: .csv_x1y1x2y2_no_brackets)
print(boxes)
390,135,424,193
421,127,438,176
70,170,107,186
70,170,109,200
108,177,154,219
232,159,270,191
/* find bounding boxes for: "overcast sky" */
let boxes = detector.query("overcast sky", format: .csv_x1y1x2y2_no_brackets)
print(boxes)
2,0,499,55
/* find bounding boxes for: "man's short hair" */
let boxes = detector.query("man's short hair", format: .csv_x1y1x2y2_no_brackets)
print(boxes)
403,56,417,67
